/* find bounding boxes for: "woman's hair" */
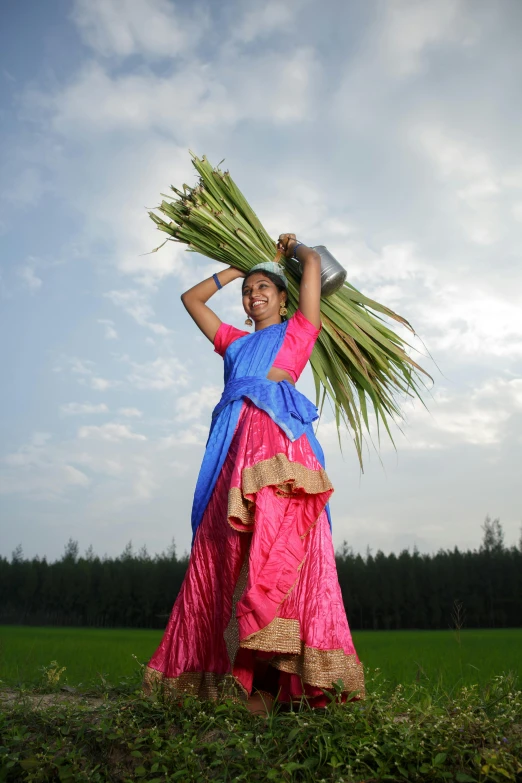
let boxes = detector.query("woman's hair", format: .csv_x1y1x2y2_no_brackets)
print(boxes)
242,269,288,296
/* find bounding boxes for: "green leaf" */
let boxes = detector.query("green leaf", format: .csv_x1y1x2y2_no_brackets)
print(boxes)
434,752,447,765
20,758,40,770
455,773,477,782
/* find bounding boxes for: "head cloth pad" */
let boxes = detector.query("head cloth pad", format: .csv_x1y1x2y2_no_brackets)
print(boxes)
248,261,289,289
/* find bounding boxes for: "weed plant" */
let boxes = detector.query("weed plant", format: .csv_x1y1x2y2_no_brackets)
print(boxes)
1,669,521,782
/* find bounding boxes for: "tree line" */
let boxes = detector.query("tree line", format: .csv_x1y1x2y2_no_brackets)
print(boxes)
1,516,520,630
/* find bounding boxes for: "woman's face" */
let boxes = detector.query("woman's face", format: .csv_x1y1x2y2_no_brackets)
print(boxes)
242,273,286,324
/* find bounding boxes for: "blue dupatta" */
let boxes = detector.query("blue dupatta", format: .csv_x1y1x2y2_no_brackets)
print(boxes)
191,321,330,540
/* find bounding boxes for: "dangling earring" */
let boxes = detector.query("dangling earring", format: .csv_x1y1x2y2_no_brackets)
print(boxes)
279,302,288,317
244,317,253,326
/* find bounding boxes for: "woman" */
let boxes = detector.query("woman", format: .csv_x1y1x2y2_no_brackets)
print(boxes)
144,234,364,713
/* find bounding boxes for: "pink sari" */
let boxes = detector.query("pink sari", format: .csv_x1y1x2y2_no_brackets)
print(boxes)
144,312,364,706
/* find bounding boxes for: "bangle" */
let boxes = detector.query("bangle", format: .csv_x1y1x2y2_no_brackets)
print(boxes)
212,273,222,290
292,242,305,260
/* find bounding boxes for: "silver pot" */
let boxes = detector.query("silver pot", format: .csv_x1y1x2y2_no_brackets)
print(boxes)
287,245,347,297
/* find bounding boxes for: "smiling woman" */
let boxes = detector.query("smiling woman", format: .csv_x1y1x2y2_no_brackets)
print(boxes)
143,234,364,715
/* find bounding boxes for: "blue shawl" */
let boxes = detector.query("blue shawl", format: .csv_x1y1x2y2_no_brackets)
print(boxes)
191,321,330,540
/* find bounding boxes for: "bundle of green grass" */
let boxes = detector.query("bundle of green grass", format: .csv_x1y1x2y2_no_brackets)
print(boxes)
150,153,430,466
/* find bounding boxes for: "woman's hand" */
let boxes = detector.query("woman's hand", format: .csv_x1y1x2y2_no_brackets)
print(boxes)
277,233,322,329
181,266,245,343
277,233,298,259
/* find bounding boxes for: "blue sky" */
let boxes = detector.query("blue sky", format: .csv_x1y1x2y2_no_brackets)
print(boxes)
1,0,521,561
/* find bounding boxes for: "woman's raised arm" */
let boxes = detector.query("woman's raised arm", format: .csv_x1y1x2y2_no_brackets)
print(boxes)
278,234,322,329
181,266,245,343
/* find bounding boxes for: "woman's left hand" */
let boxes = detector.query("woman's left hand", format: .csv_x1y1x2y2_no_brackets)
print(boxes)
277,233,298,259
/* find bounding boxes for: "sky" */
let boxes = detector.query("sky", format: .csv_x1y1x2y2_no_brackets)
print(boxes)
1,0,521,562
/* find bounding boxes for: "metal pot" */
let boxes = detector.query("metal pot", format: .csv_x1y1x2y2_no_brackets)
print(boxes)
287,245,347,297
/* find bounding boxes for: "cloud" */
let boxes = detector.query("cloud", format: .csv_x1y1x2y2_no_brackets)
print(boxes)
89,376,120,391
71,0,207,59
98,318,118,340
118,407,142,418
105,289,170,334
233,0,305,44
162,424,209,447
317,375,522,455
381,0,478,76
127,356,188,391
78,423,146,441
1,433,90,499
175,385,221,423
18,263,43,291
62,356,121,390
46,47,317,138
60,402,109,416
418,288,522,359
69,358,95,375
411,123,509,245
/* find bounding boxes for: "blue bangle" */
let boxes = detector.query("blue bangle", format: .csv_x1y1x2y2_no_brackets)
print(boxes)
213,273,222,290
292,242,304,259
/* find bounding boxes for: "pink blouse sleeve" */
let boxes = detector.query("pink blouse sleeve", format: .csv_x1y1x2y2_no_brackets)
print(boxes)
213,323,250,357
272,309,321,383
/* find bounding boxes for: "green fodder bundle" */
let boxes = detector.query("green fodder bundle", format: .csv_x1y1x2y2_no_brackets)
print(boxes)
150,153,430,466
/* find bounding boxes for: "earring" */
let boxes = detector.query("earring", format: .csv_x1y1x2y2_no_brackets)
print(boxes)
244,317,253,326
279,303,288,317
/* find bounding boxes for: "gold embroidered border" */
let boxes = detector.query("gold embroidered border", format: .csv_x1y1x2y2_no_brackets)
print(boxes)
143,666,247,702
272,647,366,696
240,617,365,696
242,453,333,498
223,545,251,666
228,487,255,528
228,453,333,530
241,617,302,654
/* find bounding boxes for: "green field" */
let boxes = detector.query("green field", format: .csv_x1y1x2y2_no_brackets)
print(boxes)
1,625,520,690
2,626,521,781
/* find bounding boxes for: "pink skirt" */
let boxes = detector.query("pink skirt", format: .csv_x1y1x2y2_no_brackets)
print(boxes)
144,401,364,706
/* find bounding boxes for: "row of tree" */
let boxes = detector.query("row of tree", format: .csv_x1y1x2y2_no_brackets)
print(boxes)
1,517,521,630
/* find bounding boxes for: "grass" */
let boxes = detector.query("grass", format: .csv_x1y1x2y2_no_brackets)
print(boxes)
1,627,521,781
1,626,521,691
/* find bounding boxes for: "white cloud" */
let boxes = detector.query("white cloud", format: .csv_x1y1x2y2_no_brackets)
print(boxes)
418,288,522,359
380,0,478,76
62,356,121,390
98,318,118,340
401,377,522,448
175,385,221,423
18,263,42,291
118,407,142,418
69,357,95,375
71,0,207,59
78,423,146,441
47,46,317,138
105,288,170,334
162,424,209,447
127,356,188,391
409,122,522,245
89,376,120,391
234,0,304,44
1,433,90,499
318,376,522,454
60,402,109,416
